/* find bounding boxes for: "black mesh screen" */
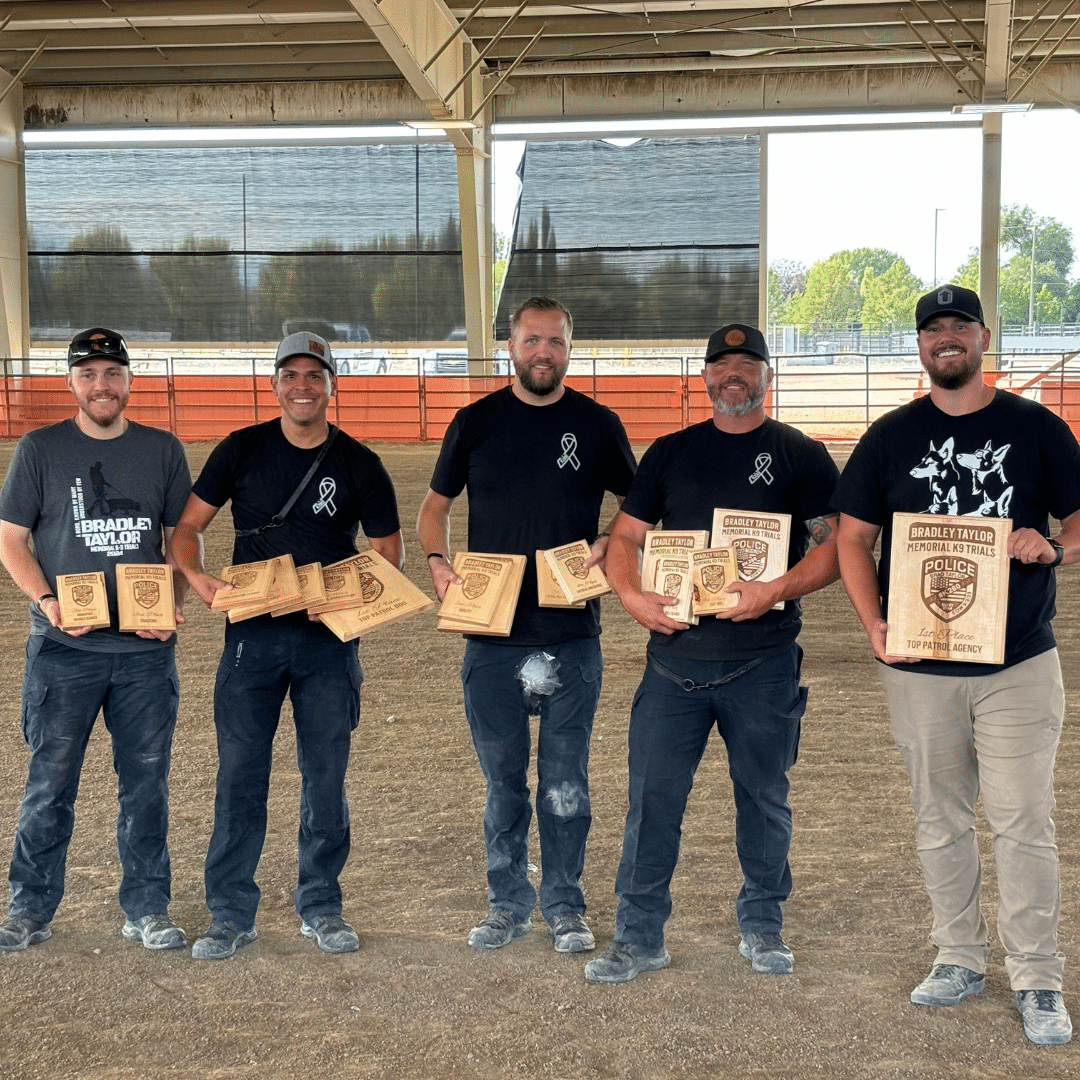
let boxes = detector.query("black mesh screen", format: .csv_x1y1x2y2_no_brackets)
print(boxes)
496,137,760,339
26,143,465,342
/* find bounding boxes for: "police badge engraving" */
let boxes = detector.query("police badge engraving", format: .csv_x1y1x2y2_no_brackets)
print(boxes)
886,513,1010,664
117,564,176,632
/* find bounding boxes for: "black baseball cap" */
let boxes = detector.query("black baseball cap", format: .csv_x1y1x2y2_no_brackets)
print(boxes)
705,323,769,364
67,327,130,368
915,285,985,329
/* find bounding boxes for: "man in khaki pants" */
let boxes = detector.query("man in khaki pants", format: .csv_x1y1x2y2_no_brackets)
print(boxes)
835,284,1080,1046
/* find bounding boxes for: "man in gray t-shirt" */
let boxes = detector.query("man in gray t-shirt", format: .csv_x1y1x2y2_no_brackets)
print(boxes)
0,328,191,955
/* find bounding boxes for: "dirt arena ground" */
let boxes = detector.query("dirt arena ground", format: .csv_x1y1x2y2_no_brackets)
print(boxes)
2,437,1079,1080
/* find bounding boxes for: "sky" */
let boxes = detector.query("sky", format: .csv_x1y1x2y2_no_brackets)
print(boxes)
491,108,1080,288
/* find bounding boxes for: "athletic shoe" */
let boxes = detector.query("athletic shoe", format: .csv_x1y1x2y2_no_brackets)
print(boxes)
584,941,671,984
300,914,359,954
738,932,794,975
121,913,187,951
191,919,258,960
909,964,984,1007
0,915,51,953
1016,989,1073,1045
550,912,596,953
467,909,531,949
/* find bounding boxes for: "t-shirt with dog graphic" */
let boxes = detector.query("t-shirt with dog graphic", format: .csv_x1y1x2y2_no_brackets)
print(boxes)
833,388,1080,675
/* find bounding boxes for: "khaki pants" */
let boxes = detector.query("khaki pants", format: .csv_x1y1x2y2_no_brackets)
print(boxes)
878,649,1065,990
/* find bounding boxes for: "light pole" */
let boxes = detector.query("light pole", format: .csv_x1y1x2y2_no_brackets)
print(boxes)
933,207,947,287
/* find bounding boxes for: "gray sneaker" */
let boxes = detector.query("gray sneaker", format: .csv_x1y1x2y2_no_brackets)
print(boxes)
739,932,794,974
550,913,596,953
191,919,258,960
1017,990,1073,1045
584,941,671,984
467,909,531,949
910,964,985,1006
0,915,51,953
301,914,359,954
122,913,187,951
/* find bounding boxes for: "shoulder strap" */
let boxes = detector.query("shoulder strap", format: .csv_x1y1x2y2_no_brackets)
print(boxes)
234,425,340,538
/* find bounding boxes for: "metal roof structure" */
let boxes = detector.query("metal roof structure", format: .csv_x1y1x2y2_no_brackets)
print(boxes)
0,1,1076,354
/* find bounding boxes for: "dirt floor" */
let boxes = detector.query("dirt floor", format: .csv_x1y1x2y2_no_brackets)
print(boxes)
1,438,1079,1080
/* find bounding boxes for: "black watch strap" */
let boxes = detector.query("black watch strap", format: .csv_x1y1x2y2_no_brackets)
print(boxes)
1048,539,1065,568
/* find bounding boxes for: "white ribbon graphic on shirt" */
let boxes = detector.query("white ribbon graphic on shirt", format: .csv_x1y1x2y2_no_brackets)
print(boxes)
749,453,774,485
313,477,338,515
557,433,581,471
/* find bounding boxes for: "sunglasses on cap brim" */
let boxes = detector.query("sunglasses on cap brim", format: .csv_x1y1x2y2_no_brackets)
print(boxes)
68,332,129,363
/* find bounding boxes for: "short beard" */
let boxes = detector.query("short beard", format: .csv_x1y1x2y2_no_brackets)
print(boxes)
924,353,981,392
709,381,767,417
515,362,563,397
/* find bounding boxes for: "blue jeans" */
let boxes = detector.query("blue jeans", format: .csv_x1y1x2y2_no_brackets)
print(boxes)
204,617,363,929
614,644,807,949
461,637,603,923
8,635,179,923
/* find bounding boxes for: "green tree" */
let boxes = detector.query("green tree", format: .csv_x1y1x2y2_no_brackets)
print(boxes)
847,248,898,286
860,258,923,330
152,236,242,341
783,251,861,330
768,259,806,323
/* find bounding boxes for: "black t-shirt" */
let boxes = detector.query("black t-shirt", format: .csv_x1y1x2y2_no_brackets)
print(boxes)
832,389,1080,675
193,419,400,569
429,385,637,645
621,417,839,661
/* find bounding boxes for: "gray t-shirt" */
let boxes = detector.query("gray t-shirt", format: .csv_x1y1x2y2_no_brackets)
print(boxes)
0,418,192,653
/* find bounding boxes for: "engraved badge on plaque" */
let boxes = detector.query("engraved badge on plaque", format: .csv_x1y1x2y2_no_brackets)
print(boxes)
462,573,489,599
134,580,160,610
921,556,978,622
358,572,384,604
72,583,95,607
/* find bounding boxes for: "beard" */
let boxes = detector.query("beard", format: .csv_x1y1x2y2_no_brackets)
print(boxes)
515,360,564,397
923,350,981,391
708,378,767,417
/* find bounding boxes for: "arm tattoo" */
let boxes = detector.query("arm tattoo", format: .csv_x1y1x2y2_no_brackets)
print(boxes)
807,514,837,546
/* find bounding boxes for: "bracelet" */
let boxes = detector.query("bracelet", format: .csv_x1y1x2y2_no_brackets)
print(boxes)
426,552,447,562
36,592,57,608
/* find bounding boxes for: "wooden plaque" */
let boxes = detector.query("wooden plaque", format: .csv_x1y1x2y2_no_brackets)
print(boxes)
210,560,274,612
543,539,610,603
710,509,791,611
691,546,739,616
56,571,110,631
438,553,512,626
307,559,364,615
885,513,1011,664
116,563,176,632
437,553,527,636
271,562,325,617
640,530,708,626
536,550,586,609
228,554,304,623
317,550,434,641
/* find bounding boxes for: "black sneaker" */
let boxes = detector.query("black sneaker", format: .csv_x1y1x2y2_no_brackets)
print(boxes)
301,914,359,954
910,964,984,1006
0,915,51,953
1016,989,1073,1045
550,913,596,953
191,919,257,961
467,909,531,949
584,941,671,984
739,932,794,975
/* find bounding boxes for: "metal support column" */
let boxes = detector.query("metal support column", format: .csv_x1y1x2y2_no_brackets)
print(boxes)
0,80,27,358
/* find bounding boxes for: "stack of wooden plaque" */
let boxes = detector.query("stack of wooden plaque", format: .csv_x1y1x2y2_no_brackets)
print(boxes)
710,508,792,611
115,563,177,632
536,550,586,609
210,559,275,615
437,552,527,635
885,512,1010,664
227,555,303,623
315,550,434,641
55,571,111,632
640,530,709,624
541,539,611,604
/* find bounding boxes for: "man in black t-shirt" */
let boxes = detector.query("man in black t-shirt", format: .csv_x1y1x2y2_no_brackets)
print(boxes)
171,331,403,961
417,297,636,955
584,323,840,985
835,286,1080,1046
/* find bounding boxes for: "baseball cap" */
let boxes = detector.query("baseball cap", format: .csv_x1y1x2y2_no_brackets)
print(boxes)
274,330,334,373
67,327,130,368
705,323,769,364
915,285,985,329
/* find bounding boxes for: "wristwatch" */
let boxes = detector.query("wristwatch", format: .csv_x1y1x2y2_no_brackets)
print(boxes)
36,592,57,609
1047,539,1065,568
